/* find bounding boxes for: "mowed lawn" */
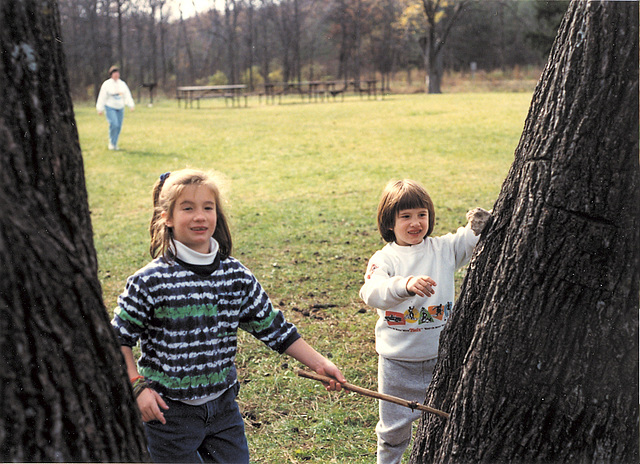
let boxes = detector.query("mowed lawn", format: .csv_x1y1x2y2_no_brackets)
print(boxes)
75,91,532,463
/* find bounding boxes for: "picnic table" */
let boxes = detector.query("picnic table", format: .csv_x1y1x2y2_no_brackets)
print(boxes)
176,84,247,108
263,81,320,103
348,79,379,99
261,79,381,104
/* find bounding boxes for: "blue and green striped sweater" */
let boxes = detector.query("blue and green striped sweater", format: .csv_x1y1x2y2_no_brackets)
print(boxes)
111,254,300,401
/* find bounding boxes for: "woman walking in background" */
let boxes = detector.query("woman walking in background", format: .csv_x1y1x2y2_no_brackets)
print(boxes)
96,65,134,150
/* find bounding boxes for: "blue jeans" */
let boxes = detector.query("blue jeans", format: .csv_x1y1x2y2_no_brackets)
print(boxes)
144,383,249,463
105,106,124,148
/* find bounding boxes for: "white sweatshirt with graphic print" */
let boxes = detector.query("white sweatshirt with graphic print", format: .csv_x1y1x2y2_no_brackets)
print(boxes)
360,224,479,362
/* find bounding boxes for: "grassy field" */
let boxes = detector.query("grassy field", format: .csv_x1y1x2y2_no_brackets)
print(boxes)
76,91,532,463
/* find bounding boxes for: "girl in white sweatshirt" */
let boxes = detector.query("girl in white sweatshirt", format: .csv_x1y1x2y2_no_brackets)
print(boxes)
359,179,489,464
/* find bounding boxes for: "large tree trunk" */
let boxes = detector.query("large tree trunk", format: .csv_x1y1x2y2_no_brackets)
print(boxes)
0,1,149,461
411,1,638,462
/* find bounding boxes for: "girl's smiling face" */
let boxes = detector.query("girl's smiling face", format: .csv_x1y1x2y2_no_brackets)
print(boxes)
393,208,430,246
164,184,217,254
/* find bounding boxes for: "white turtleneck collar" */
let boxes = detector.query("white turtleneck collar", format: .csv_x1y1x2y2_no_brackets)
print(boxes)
171,238,219,265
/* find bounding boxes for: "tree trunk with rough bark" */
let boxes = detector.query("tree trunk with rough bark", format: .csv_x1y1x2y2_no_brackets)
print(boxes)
411,1,638,462
0,1,149,461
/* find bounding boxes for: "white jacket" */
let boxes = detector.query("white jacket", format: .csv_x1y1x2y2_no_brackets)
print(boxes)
360,225,479,361
96,78,134,112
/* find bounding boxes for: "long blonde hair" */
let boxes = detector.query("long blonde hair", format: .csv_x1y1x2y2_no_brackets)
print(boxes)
149,169,232,260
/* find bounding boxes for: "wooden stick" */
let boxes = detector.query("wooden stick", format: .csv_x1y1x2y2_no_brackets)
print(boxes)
296,369,450,419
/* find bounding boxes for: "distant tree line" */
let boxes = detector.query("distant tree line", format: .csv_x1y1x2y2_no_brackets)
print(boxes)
58,0,569,99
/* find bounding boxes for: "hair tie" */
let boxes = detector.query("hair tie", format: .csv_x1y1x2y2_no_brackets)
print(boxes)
159,171,170,187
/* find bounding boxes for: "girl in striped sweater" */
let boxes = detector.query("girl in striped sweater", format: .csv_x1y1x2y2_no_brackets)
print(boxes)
112,169,345,463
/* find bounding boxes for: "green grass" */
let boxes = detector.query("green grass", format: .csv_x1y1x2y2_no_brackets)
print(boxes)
77,91,531,463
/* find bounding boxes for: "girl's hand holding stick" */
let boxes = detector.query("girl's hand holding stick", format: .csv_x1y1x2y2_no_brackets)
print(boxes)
297,369,450,419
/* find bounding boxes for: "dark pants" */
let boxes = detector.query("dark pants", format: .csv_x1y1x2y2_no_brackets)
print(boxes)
144,384,249,463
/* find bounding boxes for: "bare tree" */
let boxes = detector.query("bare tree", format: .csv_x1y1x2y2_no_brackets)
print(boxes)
245,0,256,89
259,0,273,83
371,0,400,91
88,0,110,95
158,0,169,83
224,0,241,83
116,0,125,74
329,0,364,85
411,0,638,461
149,0,159,83
0,0,149,460
271,0,295,82
418,0,470,93
177,7,196,84
293,0,302,82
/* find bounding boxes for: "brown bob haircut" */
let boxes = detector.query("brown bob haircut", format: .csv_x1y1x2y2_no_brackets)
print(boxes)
376,179,435,243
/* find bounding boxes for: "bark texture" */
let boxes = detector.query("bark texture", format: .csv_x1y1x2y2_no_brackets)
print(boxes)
0,1,149,461
411,1,638,462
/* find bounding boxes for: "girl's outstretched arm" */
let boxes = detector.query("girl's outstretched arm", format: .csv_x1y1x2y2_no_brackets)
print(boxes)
284,338,346,391
120,346,169,423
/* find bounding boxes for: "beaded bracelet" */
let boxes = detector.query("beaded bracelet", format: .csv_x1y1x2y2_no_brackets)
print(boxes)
131,376,150,398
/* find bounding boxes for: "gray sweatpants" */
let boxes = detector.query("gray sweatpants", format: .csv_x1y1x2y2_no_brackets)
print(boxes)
376,356,436,464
